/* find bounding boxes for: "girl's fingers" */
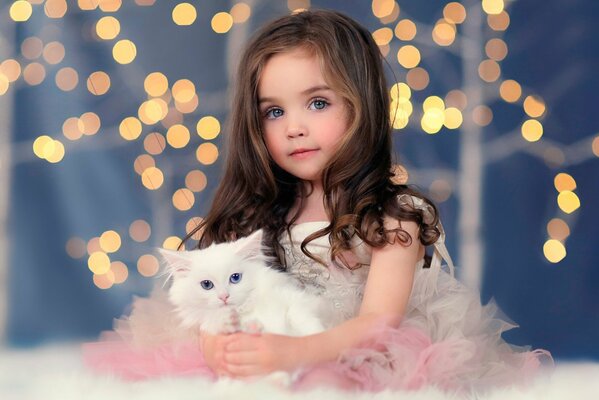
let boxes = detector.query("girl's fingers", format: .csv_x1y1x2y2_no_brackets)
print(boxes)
226,334,260,351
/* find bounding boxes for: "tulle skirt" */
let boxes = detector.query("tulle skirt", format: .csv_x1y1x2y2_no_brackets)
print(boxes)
82,267,552,393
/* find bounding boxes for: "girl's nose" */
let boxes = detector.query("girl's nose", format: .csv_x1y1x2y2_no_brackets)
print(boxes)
286,115,307,138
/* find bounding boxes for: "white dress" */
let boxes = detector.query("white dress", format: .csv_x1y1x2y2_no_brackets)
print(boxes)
279,195,552,393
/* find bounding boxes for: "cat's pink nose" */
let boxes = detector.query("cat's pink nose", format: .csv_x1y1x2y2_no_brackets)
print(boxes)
219,293,230,304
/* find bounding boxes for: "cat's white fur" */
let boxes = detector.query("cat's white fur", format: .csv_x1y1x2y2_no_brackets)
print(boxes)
159,229,325,338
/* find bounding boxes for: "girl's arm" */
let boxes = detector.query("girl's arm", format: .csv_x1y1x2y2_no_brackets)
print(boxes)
224,219,424,376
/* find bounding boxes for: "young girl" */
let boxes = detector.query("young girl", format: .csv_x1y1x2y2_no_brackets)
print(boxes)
84,9,552,393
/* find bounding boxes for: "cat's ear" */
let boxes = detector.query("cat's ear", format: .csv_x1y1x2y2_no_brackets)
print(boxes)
158,248,191,278
234,229,264,260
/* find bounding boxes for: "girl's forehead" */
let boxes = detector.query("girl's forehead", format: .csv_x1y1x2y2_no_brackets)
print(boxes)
257,49,332,96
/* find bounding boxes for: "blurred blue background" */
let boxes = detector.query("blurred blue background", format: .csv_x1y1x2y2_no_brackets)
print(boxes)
1,0,597,360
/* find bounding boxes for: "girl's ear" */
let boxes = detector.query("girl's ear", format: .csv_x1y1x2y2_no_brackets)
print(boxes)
234,229,264,260
158,248,191,277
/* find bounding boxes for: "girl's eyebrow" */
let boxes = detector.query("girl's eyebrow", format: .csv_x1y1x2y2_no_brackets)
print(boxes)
258,85,332,104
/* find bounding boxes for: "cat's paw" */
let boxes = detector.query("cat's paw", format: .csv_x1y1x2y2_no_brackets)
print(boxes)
220,307,240,334
242,319,264,334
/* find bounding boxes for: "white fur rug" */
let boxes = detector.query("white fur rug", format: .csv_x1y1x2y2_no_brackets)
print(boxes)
1,343,598,400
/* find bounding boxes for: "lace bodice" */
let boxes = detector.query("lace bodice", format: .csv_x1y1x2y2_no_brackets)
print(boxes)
279,195,455,327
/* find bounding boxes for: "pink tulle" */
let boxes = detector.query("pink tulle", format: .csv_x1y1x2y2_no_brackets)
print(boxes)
82,339,215,381
294,324,552,394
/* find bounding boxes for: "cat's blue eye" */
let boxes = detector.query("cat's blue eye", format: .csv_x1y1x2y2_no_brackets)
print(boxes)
229,273,242,284
200,280,214,290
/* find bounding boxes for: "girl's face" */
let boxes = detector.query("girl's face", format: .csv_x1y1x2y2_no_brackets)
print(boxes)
258,48,349,185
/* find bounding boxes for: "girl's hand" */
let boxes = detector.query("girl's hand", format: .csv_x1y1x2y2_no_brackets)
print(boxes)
200,332,235,376
224,332,301,377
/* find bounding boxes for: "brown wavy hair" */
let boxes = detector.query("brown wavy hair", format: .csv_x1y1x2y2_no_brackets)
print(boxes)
182,9,440,270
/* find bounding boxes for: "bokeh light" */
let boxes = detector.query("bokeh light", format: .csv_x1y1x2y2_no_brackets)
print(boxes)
80,112,101,135
554,173,577,192
487,10,510,31
0,59,22,82
172,3,197,26
445,89,467,110
394,19,416,41
88,251,111,275
162,236,184,250
521,119,543,142
372,0,395,19
472,105,493,126
134,154,155,175
482,0,504,15
196,143,219,165
10,1,33,22
211,12,234,33
231,2,251,23
167,124,191,148
23,62,46,86
137,254,160,277
100,230,121,253
144,132,167,155
119,117,143,140
144,72,169,97
111,261,129,284
543,239,566,263
478,59,501,82
96,16,121,40
485,38,508,61
429,179,452,202
186,217,205,240
172,79,196,103
43,41,65,65
523,95,546,118
66,237,87,259
397,45,421,69
432,20,456,46
44,0,68,19
547,218,570,241
185,170,208,192
557,191,580,214
129,219,152,242
112,40,137,64
172,188,195,211
406,67,429,91
373,28,393,46
196,116,221,140
21,37,43,60
443,2,466,24
141,167,164,190
87,71,111,95
99,0,122,12
444,107,463,129
87,237,102,255
55,67,79,92
499,79,521,103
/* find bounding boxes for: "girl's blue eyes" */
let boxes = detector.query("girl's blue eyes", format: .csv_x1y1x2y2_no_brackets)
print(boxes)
266,108,284,119
229,273,242,284
201,280,213,290
264,98,329,120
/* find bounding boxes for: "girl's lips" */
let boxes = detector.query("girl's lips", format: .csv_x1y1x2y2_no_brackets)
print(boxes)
290,149,318,159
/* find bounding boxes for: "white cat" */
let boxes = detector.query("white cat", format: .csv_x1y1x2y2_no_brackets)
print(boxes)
159,229,326,338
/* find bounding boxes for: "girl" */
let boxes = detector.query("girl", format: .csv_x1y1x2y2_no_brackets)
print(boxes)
84,9,551,393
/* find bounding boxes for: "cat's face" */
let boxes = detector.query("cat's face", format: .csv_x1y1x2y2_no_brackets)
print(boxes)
159,230,267,315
